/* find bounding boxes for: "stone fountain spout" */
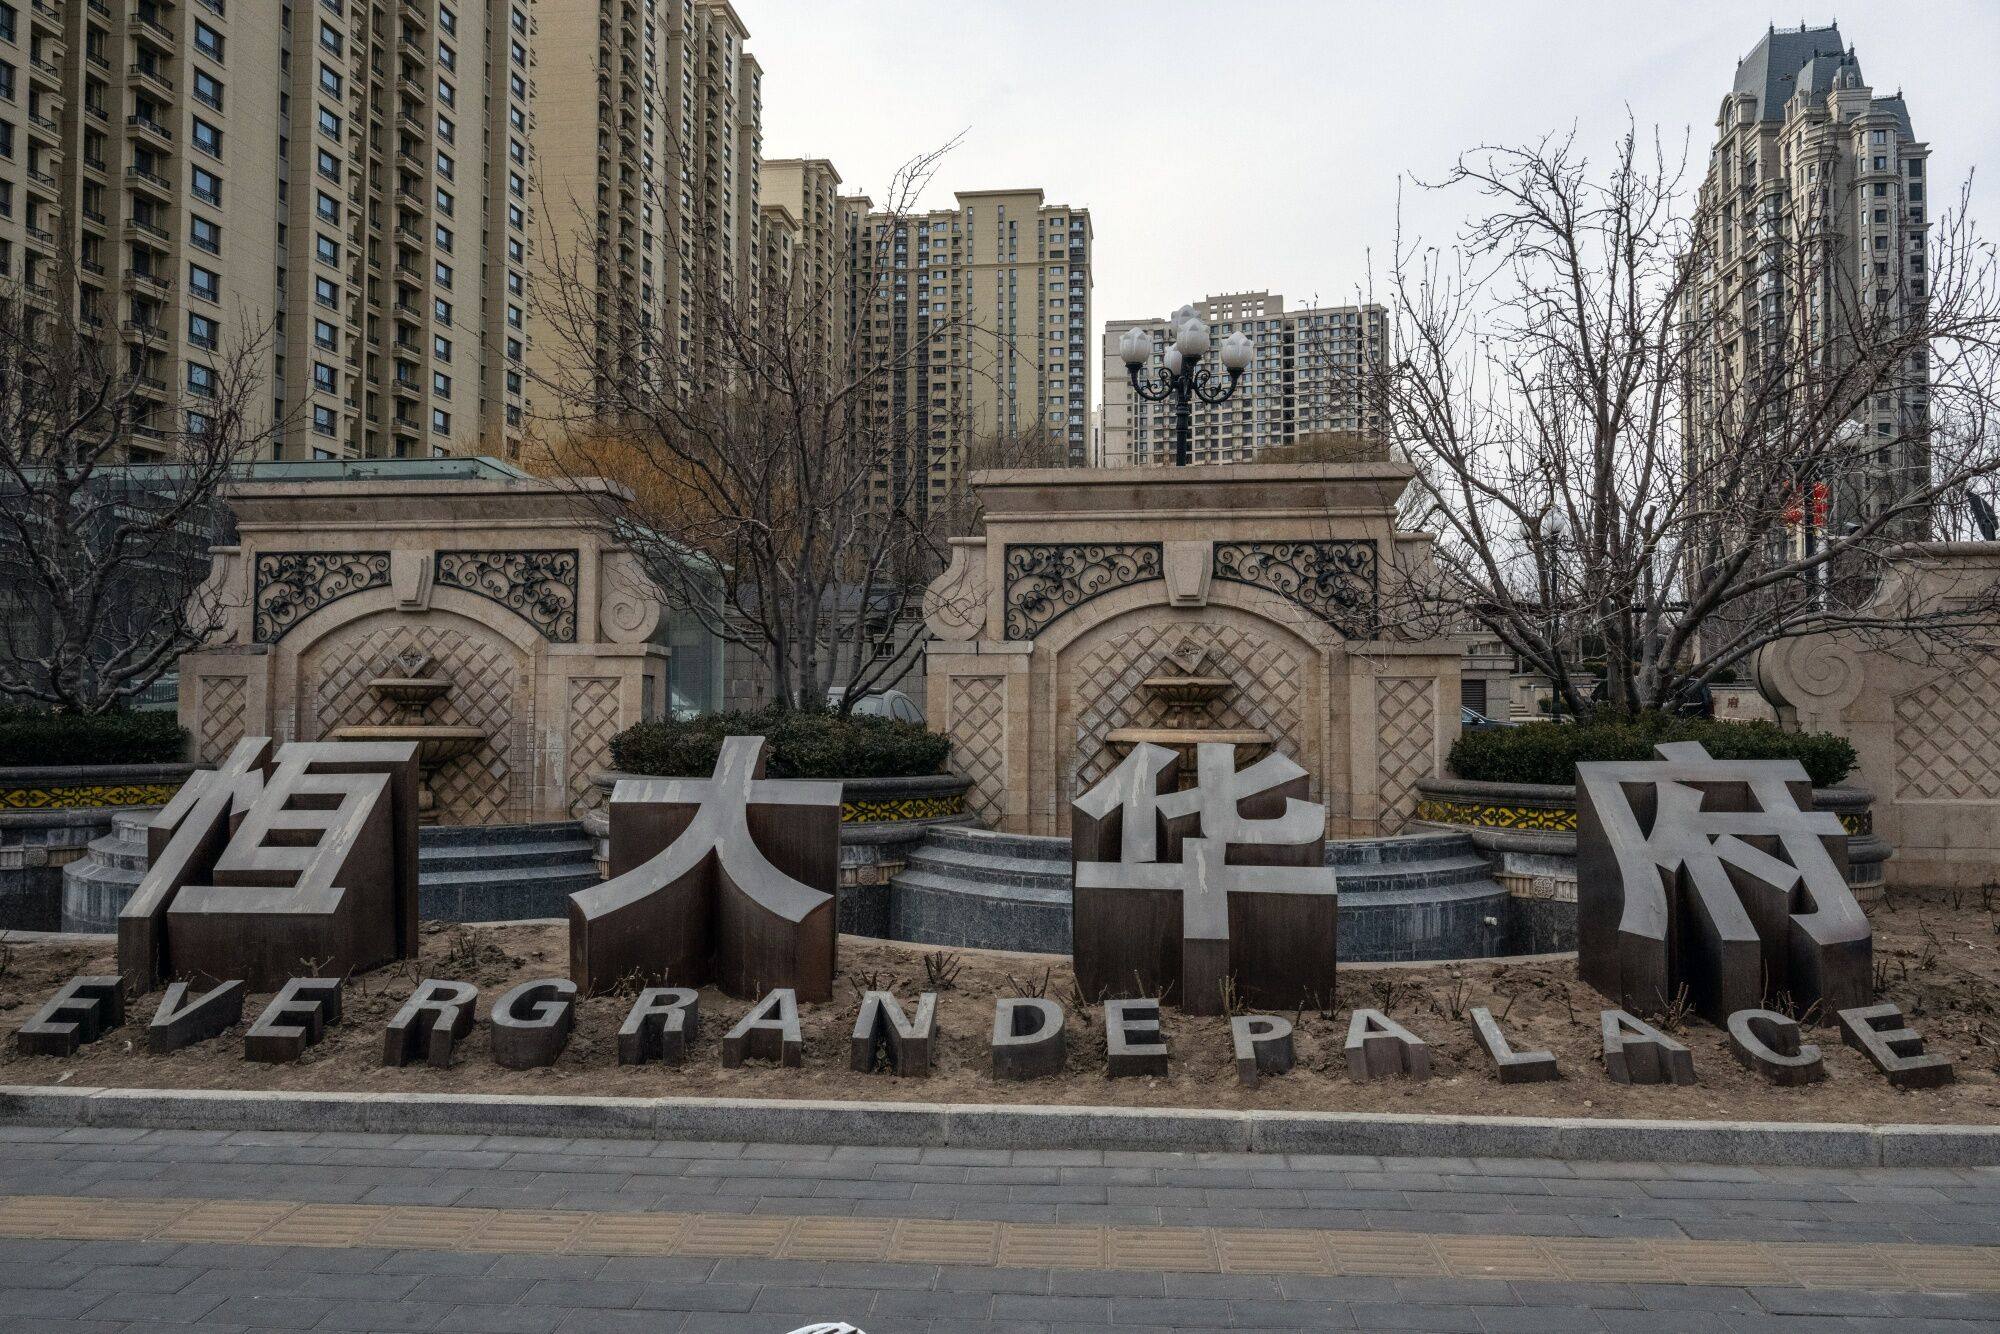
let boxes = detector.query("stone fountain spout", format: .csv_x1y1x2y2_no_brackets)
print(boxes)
1106,639,1273,780
330,649,486,823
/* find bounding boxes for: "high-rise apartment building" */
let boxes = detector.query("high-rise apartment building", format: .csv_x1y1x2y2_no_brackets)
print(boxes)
1687,24,1931,525
1099,292,1386,466
2,0,534,461
527,0,763,413
844,187,1091,506
758,156,844,374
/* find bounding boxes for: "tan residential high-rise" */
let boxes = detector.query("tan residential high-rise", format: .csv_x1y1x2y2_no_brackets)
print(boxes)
527,0,764,419
844,187,1092,508
759,156,844,375
29,0,283,457
1099,292,1386,467
6,0,531,461
1687,24,1931,528
287,0,534,461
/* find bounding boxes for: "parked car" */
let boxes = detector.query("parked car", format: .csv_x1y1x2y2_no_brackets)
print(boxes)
1460,705,1514,731
827,686,925,725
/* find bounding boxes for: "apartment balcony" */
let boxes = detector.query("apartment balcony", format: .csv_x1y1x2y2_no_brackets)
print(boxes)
127,373,169,399
24,226,56,254
391,377,420,402
25,167,58,198
80,258,107,277
123,268,173,295
125,216,171,246
28,53,62,88
125,115,174,148
121,319,168,346
132,12,176,51
391,417,420,442
398,71,426,103
125,165,173,199
26,109,60,144
128,63,175,96
400,0,427,31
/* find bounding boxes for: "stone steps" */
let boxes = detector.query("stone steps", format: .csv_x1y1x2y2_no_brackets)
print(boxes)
884,826,1512,962
61,816,606,931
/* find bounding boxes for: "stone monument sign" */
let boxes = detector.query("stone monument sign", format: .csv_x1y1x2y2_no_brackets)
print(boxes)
119,736,421,993
1071,740,1339,1013
921,463,1463,837
1577,741,1871,1024
176,459,674,825
569,735,841,1000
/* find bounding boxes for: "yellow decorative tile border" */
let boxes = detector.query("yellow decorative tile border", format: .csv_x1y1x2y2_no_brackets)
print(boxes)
840,792,967,824
0,782,181,811
1413,796,1578,832
0,1193,1990,1292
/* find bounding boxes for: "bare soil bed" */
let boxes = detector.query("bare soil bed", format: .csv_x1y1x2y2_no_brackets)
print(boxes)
2,887,1996,1125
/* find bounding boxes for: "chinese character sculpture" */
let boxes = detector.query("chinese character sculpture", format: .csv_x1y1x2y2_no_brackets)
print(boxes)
569,735,841,1001
119,737,421,994
1071,741,1338,1013
1577,740,1871,1025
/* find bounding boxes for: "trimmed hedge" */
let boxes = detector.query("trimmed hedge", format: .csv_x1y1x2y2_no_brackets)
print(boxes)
0,707,188,768
610,706,952,780
1448,716,1856,789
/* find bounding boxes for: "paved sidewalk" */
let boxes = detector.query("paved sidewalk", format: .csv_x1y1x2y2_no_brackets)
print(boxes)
0,1124,1994,1331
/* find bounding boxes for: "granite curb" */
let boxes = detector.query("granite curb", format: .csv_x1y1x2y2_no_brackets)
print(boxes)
1,1084,1995,1167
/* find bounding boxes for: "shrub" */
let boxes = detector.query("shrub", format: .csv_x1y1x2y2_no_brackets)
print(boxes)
1448,714,1856,789
0,707,188,768
610,705,952,780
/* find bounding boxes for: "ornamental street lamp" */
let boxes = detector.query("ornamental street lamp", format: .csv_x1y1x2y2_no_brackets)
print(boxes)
1119,305,1255,466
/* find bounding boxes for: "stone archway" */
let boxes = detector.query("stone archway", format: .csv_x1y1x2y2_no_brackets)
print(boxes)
298,612,533,825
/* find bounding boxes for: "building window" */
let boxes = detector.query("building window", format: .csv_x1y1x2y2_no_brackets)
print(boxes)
316,191,339,222
313,405,337,436
315,276,339,308
188,312,218,349
191,118,223,158
316,149,339,182
319,64,342,96
190,216,220,254
193,21,224,60
316,234,339,265
313,362,337,393
189,264,220,301
431,408,450,433
188,363,216,398
313,318,337,351
193,69,223,110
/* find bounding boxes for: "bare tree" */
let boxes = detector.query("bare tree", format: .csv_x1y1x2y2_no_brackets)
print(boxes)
0,266,277,714
531,138,1045,712
1376,126,2000,715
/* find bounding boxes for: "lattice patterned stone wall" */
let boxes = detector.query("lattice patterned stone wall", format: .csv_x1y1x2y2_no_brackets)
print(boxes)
948,676,1007,827
195,676,246,765
305,621,527,825
1067,624,1307,796
1895,657,2000,802
1375,677,1437,833
565,677,622,816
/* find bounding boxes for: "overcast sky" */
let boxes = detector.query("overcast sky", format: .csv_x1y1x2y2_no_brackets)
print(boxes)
747,0,1999,374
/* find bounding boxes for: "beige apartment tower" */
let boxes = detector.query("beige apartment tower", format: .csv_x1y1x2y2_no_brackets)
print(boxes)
3,0,532,461
1100,292,1386,467
845,187,1092,508
759,156,844,375
527,0,764,419
1687,24,1931,528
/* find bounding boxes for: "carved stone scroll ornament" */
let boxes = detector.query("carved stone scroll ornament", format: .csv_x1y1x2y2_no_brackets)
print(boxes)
922,538,988,642
253,552,391,643
434,548,581,642
1002,542,1163,640
569,735,841,1000
1211,540,1378,639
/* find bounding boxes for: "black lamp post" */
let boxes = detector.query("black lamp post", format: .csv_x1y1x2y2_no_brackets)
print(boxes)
1118,306,1255,465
